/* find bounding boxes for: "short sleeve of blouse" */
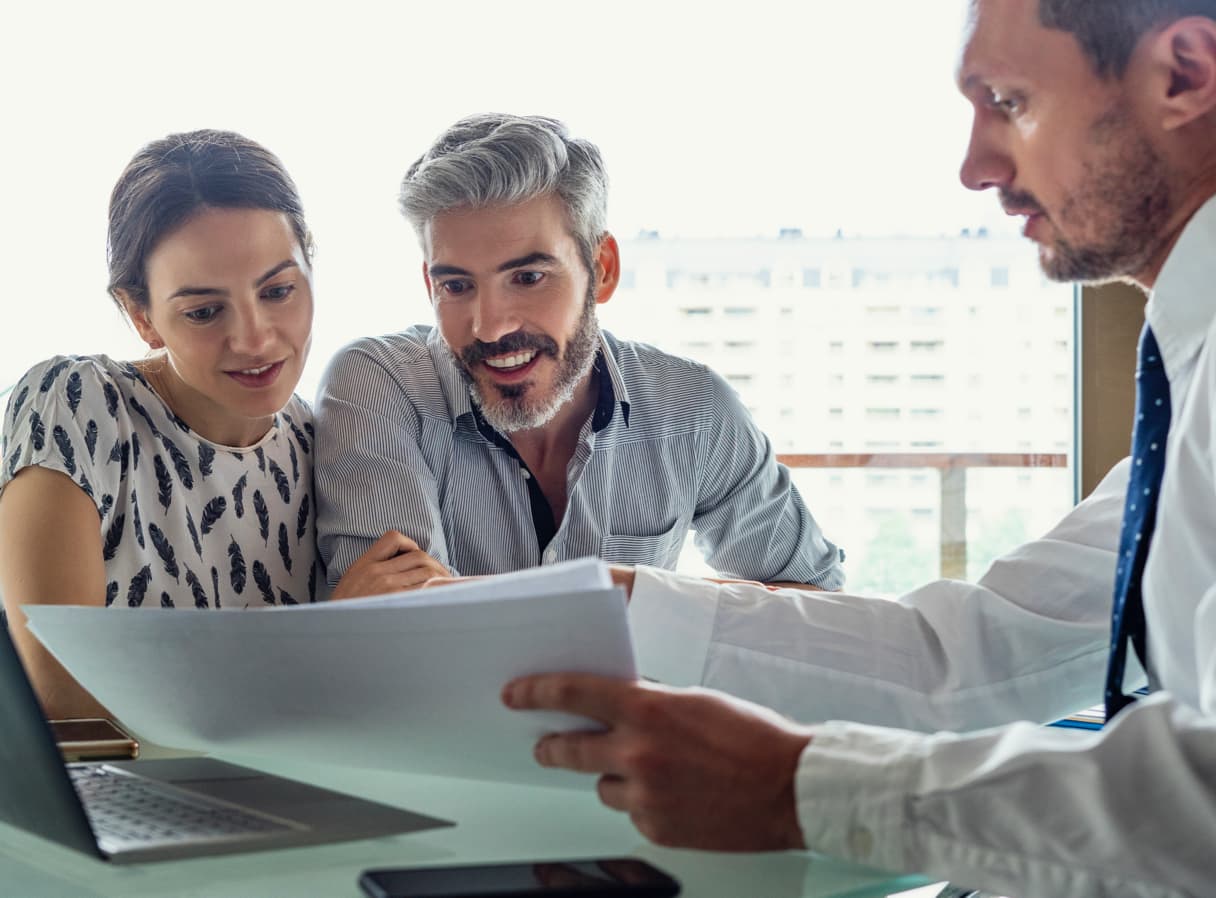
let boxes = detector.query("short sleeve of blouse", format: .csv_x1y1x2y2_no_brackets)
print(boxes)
1,356,124,515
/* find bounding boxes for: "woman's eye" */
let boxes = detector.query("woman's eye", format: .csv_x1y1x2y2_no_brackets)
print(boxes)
184,306,220,323
262,283,295,301
514,271,544,286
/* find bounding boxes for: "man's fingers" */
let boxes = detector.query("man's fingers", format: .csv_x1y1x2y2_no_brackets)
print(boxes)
502,672,634,723
596,774,629,811
534,731,617,774
381,548,447,576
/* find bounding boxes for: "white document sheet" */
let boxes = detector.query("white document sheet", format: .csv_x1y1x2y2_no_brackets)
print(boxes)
24,559,633,787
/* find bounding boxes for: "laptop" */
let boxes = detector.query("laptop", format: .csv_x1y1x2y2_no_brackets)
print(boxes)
0,616,452,863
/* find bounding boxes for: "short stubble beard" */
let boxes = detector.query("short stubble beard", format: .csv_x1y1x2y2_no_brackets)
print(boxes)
1021,103,1175,284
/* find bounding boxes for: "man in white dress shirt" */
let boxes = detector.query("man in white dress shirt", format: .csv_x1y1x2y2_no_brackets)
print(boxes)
503,2,1216,895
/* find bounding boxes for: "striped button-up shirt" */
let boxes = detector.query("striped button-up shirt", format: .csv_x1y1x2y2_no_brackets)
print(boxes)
314,325,843,588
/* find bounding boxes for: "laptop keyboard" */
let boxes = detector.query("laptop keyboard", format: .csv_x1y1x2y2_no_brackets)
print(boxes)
69,764,298,852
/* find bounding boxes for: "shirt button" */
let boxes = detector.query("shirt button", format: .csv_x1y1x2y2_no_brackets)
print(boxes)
521,468,531,480
847,826,874,859
543,549,557,564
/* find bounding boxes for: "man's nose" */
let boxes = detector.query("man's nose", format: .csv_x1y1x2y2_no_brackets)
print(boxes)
959,117,1014,192
471,286,522,345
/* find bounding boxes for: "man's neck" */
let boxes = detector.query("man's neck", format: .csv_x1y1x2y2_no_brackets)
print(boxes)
1135,180,1216,290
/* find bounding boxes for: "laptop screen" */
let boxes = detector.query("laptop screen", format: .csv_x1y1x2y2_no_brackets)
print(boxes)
0,615,103,857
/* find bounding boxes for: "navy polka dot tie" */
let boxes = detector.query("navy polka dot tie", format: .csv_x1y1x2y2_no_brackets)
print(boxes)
1104,324,1170,721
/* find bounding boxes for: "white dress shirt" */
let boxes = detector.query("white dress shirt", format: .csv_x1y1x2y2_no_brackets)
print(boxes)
627,197,1216,897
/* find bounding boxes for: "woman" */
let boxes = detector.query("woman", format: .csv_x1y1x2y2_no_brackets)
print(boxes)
0,130,445,719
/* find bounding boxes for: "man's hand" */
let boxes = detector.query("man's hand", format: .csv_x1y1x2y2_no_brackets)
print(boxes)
608,565,636,600
330,531,450,599
502,673,812,851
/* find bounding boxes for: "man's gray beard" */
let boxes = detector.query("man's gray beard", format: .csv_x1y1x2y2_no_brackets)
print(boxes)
458,296,601,434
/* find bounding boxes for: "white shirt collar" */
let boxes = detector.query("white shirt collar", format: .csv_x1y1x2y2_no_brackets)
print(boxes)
1146,193,1216,381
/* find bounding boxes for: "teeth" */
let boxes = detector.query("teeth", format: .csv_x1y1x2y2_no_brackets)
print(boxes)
239,364,274,376
485,351,537,370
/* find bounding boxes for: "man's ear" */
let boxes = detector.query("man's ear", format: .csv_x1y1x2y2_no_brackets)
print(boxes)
592,234,621,306
116,290,164,350
1143,16,1216,131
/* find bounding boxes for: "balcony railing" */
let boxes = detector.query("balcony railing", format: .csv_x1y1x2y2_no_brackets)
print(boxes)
776,452,1069,579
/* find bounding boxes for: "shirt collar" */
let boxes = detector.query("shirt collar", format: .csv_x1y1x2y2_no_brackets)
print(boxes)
430,327,632,436
1146,193,1216,383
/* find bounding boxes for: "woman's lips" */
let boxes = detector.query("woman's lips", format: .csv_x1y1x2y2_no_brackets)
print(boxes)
226,360,285,389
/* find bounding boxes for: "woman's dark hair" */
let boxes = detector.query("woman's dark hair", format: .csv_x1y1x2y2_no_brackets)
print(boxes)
106,129,312,310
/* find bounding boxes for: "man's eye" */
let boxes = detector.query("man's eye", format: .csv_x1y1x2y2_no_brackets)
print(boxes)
262,283,295,301
184,306,220,323
514,271,544,286
989,91,1024,115
441,280,471,296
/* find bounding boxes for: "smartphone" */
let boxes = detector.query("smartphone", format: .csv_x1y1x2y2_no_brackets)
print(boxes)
48,718,140,761
358,857,680,898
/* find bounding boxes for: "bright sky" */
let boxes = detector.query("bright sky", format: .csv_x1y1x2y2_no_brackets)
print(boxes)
1,0,1001,393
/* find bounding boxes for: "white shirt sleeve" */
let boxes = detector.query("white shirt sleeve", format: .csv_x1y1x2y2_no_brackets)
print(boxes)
629,458,1132,732
797,687,1216,897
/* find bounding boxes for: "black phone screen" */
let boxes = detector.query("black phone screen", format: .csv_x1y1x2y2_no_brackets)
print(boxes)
359,858,680,898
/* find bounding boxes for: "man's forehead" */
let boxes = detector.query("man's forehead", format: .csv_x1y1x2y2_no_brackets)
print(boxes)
426,196,578,263
955,0,1075,92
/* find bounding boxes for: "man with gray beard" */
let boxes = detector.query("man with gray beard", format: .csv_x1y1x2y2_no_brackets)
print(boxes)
314,114,843,596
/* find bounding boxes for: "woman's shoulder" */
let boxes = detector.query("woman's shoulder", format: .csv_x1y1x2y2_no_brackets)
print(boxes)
5,354,138,428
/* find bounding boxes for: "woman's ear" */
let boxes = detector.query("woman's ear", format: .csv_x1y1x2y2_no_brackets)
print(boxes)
115,289,164,350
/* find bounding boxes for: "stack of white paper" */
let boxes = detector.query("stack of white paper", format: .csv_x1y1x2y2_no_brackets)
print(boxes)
24,558,634,787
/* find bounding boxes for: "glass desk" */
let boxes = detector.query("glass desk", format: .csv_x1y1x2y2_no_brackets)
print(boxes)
0,750,930,897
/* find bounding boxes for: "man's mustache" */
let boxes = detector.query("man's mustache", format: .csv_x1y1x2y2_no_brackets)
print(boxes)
460,331,560,367
1000,187,1046,217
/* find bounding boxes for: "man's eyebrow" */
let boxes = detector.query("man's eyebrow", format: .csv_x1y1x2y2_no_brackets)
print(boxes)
497,252,558,272
166,259,298,301
428,264,473,279
958,71,985,93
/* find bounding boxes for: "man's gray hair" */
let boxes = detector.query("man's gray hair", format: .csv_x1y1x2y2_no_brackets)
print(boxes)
1039,0,1216,78
399,114,609,273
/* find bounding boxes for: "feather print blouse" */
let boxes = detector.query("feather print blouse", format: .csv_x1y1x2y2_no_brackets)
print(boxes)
1,356,322,608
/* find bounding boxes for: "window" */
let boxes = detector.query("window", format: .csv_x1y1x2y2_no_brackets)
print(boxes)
2,2,1075,600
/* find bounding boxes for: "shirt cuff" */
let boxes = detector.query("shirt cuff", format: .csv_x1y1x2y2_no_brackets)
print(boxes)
627,566,718,687
795,721,925,873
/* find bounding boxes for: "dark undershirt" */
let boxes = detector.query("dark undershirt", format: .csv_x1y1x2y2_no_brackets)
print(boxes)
468,353,627,563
